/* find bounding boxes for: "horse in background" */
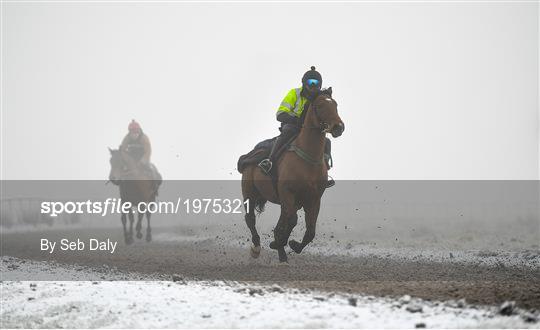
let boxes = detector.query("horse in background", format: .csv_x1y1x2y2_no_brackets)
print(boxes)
108,148,157,244
240,89,344,262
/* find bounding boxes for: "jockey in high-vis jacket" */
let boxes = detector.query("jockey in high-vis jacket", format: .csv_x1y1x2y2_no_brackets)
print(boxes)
259,66,334,188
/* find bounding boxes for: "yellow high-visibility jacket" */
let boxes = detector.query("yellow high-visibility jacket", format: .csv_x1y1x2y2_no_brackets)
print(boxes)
276,87,308,120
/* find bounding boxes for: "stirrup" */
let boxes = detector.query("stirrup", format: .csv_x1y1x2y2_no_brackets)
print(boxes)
258,159,272,175
326,175,335,188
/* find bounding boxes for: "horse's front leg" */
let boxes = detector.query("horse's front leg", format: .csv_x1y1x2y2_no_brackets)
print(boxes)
289,199,320,254
127,209,135,244
270,204,296,263
136,211,144,239
121,213,132,245
284,212,298,244
145,211,152,242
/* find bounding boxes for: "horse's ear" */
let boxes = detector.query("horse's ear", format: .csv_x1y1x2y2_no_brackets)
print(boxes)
320,87,333,98
108,147,113,154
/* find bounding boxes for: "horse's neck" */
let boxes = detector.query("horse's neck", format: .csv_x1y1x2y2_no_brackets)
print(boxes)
121,153,141,174
294,106,325,161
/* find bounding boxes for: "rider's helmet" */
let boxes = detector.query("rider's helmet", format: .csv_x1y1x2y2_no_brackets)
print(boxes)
128,120,142,140
128,120,141,133
302,66,322,94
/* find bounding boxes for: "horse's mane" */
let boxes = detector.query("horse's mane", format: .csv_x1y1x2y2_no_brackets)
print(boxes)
110,148,137,167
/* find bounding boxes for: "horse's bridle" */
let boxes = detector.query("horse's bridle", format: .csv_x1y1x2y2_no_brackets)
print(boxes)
302,101,331,134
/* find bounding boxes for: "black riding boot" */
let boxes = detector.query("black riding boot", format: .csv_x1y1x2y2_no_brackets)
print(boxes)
258,124,298,175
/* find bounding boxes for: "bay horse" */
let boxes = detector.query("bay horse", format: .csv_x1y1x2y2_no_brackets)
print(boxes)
108,148,157,244
241,89,345,262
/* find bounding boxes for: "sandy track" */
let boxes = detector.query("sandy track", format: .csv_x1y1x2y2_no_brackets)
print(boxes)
1,227,539,309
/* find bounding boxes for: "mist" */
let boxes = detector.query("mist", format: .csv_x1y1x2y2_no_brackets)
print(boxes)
2,2,538,180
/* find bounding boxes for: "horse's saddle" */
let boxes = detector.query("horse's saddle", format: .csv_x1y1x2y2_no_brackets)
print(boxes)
237,137,276,173
237,135,332,174
237,134,299,173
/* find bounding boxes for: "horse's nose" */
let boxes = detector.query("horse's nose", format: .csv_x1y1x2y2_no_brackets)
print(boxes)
332,122,344,137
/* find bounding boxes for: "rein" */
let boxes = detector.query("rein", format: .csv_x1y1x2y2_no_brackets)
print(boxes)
301,103,328,132
290,97,330,166
288,144,323,166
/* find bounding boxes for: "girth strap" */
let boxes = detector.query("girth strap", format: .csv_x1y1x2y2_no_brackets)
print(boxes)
288,145,323,166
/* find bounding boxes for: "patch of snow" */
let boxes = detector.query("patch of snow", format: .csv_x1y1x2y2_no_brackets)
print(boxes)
1,258,538,328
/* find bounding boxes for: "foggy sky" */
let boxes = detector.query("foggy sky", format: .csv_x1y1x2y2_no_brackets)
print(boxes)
2,2,538,180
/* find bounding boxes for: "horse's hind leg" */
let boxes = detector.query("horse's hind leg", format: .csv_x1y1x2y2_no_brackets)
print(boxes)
289,199,320,254
145,211,152,242
136,212,144,239
244,197,261,258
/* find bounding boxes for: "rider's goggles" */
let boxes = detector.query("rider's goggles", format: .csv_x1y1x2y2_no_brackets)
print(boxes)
307,79,320,87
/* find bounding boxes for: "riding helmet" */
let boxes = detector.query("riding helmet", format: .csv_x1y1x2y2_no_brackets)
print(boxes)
302,66,323,86
128,119,141,132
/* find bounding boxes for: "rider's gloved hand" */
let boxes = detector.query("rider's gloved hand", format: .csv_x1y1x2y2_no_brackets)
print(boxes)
277,112,300,127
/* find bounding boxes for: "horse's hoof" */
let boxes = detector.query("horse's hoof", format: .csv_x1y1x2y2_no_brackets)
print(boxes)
136,232,143,239
278,249,288,263
250,245,261,258
125,237,133,245
289,240,303,254
146,234,152,242
277,261,289,266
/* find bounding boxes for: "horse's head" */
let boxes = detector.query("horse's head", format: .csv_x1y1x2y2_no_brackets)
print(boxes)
310,88,345,138
108,148,124,184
